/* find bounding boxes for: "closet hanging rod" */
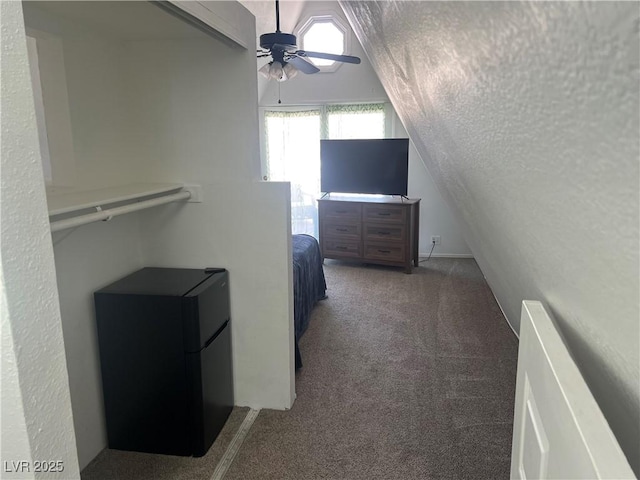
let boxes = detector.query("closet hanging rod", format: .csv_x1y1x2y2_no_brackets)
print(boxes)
50,190,191,233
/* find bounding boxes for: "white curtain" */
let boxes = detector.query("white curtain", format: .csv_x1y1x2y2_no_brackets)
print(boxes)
265,110,321,236
264,104,386,237
326,103,385,139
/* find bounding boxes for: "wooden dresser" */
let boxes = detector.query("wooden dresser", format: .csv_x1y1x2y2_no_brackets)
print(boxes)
317,196,420,273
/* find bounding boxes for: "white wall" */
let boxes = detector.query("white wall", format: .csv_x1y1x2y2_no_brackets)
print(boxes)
140,182,294,409
394,120,471,257
125,38,261,184
127,36,295,408
21,2,139,189
19,1,292,471
21,4,148,469
1,2,80,478
341,1,639,472
51,218,144,469
258,0,470,257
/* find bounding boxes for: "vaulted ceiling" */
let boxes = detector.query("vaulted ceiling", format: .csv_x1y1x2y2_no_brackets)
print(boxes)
241,1,639,473
239,0,305,38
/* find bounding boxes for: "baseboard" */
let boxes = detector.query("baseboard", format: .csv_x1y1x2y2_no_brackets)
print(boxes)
483,275,520,340
419,253,475,258
210,409,260,480
493,292,519,340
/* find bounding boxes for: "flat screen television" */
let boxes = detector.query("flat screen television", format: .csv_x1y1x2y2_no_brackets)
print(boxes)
320,138,409,196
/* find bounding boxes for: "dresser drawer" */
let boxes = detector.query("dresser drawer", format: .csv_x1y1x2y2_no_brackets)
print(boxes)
324,240,361,258
323,222,361,240
364,243,406,263
320,202,362,221
318,198,419,273
363,204,406,224
363,224,405,242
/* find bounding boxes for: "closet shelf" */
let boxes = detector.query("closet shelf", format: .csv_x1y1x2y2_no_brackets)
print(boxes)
47,183,185,216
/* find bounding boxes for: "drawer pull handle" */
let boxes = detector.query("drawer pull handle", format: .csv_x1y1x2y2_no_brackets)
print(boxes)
377,212,391,216
377,231,390,235
377,249,391,254
336,228,348,232
335,246,348,250
335,210,347,214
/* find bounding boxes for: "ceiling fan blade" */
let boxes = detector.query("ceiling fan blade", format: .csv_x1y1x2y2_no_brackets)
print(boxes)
288,56,320,74
296,50,361,64
272,43,297,52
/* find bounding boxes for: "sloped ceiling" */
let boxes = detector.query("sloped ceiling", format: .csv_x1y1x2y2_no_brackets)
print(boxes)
238,0,305,38
340,0,639,472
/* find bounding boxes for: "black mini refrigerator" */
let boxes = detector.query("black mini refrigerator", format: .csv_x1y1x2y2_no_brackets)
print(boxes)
94,267,233,457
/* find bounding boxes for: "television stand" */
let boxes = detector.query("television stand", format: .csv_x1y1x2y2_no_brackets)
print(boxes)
318,196,420,273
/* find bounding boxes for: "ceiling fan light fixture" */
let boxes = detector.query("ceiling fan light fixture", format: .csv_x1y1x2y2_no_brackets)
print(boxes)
270,61,284,81
259,61,297,82
258,62,272,79
283,62,298,80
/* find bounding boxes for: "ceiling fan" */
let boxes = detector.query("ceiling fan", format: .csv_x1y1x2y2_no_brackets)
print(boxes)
257,0,361,82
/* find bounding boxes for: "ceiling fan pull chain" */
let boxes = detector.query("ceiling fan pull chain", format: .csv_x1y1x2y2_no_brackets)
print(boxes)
278,82,282,104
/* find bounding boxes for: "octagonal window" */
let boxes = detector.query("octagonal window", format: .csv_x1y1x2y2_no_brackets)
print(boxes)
298,15,348,71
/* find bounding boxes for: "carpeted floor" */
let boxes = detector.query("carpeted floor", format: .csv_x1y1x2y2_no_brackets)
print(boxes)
81,258,518,480
223,259,518,480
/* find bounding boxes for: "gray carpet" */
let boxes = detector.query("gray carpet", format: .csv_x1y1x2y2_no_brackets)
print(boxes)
224,259,518,480
81,258,518,480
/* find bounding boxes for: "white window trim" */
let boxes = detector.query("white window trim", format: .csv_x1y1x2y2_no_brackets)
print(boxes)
295,12,350,74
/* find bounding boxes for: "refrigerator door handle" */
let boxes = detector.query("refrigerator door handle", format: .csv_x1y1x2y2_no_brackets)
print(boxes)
204,319,230,348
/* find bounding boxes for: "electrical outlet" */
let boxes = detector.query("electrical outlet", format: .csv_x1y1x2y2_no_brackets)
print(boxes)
431,235,441,245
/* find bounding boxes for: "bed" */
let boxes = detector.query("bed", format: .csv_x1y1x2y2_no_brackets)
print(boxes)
292,234,327,369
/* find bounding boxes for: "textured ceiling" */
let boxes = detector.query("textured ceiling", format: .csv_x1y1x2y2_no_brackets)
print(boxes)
238,0,306,42
340,0,639,473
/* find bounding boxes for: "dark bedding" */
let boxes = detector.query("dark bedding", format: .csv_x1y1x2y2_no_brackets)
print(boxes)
292,234,327,369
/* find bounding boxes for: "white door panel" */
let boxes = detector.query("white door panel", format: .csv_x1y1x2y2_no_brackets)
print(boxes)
511,301,635,480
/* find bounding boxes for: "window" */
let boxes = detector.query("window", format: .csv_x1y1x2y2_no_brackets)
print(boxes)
297,15,348,72
264,104,386,236
265,109,321,236
326,104,385,139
